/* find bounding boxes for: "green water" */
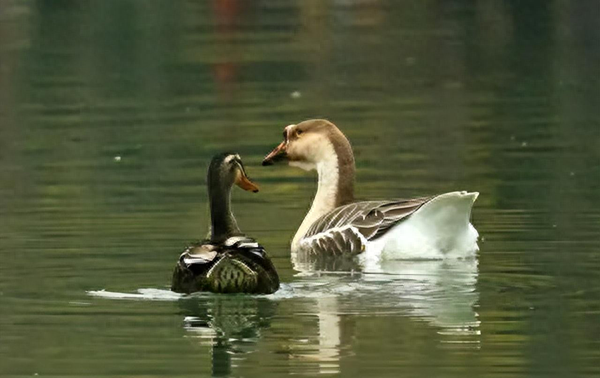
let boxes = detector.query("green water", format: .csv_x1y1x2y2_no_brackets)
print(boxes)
1,1,599,377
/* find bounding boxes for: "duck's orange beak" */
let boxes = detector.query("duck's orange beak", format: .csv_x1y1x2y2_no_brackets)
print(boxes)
235,168,259,193
262,141,288,166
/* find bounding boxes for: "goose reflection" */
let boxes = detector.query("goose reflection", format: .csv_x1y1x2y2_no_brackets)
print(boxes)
178,296,277,377
290,252,480,371
363,258,480,331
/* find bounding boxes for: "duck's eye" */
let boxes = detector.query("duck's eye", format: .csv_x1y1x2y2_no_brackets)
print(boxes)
224,155,237,166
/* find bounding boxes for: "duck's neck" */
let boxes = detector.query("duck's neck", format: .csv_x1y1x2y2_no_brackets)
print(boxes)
209,185,242,243
293,142,355,247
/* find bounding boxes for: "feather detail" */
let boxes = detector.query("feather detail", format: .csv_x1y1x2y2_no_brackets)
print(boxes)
302,197,434,255
299,225,369,255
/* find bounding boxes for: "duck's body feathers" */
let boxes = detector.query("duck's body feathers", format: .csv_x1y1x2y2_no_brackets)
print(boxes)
172,237,279,294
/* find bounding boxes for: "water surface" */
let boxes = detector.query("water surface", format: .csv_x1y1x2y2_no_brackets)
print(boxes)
1,1,599,377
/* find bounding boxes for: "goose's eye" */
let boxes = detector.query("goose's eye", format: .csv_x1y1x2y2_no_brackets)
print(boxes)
296,129,303,137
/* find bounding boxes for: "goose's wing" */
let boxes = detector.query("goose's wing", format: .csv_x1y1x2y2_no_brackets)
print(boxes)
300,197,434,255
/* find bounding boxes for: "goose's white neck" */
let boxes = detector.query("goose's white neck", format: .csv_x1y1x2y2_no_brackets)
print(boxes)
292,145,340,248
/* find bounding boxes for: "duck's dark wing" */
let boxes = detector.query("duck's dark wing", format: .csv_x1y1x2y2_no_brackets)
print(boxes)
207,237,279,294
178,242,219,275
178,237,260,269
300,197,434,256
221,236,270,265
172,236,279,294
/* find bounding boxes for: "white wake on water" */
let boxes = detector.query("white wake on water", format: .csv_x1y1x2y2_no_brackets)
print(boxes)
86,282,335,302
87,288,184,301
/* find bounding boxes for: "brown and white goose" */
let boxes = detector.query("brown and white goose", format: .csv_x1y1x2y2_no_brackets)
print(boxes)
262,119,479,261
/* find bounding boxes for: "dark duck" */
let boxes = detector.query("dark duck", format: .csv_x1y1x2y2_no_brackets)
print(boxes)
171,153,280,294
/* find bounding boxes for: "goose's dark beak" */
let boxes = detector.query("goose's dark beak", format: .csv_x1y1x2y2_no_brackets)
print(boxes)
235,165,259,193
262,141,287,166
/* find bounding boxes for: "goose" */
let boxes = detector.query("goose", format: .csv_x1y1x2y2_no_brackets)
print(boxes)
171,153,280,294
262,119,479,261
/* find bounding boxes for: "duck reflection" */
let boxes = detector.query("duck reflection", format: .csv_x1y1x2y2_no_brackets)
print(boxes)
178,296,277,377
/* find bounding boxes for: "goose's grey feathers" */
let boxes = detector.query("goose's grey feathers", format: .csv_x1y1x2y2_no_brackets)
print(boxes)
300,196,434,255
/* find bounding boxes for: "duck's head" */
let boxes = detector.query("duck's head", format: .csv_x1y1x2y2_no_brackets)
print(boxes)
209,153,259,193
262,119,352,171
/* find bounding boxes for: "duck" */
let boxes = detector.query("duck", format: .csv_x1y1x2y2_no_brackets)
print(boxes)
262,119,479,261
171,153,280,294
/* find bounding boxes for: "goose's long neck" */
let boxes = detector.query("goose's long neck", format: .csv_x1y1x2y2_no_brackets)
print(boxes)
293,141,355,247
209,184,242,243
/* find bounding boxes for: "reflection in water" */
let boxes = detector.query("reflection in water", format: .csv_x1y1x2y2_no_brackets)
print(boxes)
290,244,479,371
179,296,278,377
288,253,481,370
88,257,479,375
292,251,479,328
368,259,480,332
316,297,342,374
292,251,362,272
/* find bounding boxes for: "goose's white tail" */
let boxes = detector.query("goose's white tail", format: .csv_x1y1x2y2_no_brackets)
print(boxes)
363,191,479,264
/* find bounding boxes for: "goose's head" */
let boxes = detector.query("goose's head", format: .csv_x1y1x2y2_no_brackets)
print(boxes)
262,119,352,171
209,153,259,193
